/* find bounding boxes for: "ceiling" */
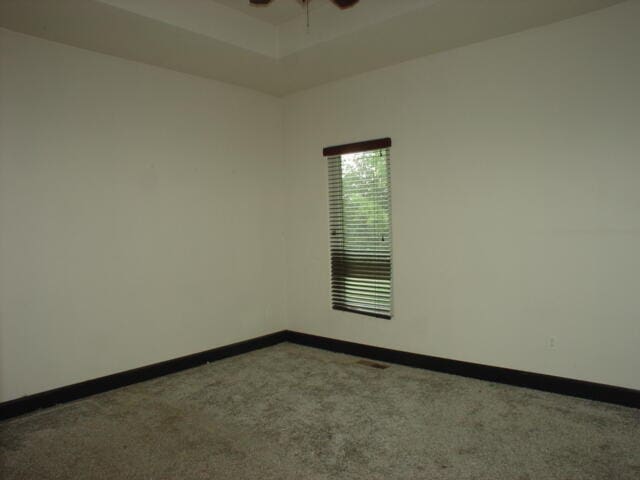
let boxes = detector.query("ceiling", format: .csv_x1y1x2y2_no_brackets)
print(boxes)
0,0,628,96
214,0,330,25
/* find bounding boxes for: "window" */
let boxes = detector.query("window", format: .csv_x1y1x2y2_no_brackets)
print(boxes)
325,138,392,319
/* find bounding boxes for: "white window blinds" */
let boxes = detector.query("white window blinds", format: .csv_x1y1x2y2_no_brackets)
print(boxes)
325,138,392,319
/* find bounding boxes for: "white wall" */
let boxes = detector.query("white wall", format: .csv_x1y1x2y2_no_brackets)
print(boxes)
282,1,640,390
1,1,638,404
0,28,286,402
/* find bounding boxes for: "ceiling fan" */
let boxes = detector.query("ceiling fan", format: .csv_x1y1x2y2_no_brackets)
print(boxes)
249,0,360,10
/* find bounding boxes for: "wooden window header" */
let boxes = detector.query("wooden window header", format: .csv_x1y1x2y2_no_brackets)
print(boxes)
323,137,391,157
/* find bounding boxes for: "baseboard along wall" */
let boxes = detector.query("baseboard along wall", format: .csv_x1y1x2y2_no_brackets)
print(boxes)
1,330,638,420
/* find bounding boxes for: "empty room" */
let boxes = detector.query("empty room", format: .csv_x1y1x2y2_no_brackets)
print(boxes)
1,0,639,478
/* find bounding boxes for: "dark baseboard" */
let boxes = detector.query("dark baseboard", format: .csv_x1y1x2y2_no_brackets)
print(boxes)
285,331,640,409
2,329,637,421
0,330,288,421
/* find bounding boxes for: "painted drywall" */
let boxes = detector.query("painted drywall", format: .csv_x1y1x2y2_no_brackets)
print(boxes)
98,0,279,57
1,1,638,404
2,0,624,96
0,28,286,402
282,1,640,390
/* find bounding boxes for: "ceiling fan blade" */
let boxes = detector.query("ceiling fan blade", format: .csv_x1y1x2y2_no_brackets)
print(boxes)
331,0,359,9
249,0,359,10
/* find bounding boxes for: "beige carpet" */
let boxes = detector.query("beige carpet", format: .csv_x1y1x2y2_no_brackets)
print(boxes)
1,343,639,479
